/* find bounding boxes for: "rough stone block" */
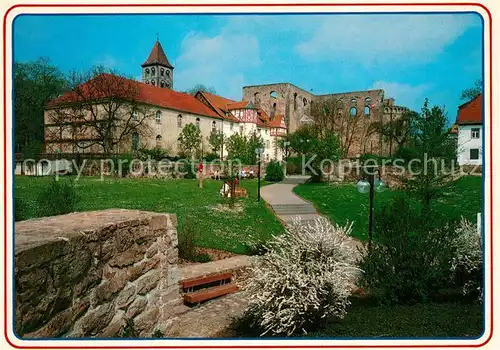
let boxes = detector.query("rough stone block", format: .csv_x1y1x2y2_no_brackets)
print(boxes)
127,255,160,282
23,298,90,338
77,301,115,336
99,311,126,337
146,243,159,259
92,270,128,306
116,284,136,309
133,307,159,337
52,249,92,287
115,229,135,253
108,244,147,268
126,297,147,319
136,270,160,295
150,215,167,231
74,267,102,298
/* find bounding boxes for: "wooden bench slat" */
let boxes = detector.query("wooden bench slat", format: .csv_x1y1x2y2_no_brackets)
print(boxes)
181,272,233,289
184,283,239,304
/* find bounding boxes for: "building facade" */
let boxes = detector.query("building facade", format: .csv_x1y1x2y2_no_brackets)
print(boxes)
456,94,483,166
242,84,407,157
44,39,407,161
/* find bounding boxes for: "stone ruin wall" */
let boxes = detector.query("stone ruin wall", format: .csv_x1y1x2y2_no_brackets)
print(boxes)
15,209,182,338
243,84,403,157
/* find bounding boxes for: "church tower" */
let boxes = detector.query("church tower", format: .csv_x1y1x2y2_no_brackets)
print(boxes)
141,39,174,89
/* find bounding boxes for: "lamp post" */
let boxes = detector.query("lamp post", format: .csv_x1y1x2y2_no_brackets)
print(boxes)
255,147,265,201
283,141,291,177
356,165,386,249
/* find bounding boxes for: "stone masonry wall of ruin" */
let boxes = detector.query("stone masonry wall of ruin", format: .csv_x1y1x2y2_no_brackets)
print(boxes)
15,209,182,338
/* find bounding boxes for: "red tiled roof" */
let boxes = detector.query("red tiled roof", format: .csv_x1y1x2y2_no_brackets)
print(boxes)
142,41,174,69
197,91,240,122
456,94,483,125
227,101,251,110
267,115,287,129
46,73,220,119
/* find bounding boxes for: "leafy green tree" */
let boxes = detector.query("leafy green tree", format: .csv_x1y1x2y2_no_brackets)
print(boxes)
184,84,217,96
403,99,456,215
289,125,317,156
178,123,201,159
247,131,265,164
226,133,249,163
208,130,224,153
14,57,67,154
460,79,482,102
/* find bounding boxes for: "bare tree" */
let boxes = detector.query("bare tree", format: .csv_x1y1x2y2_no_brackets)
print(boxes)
310,97,370,157
46,66,153,155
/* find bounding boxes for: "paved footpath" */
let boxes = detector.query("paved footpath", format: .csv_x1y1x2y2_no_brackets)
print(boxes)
261,175,364,252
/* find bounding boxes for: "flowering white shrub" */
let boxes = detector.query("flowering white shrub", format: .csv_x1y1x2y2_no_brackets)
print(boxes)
244,217,361,336
450,217,483,300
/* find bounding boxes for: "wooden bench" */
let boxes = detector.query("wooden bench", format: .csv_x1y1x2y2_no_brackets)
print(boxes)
181,272,238,305
234,187,248,198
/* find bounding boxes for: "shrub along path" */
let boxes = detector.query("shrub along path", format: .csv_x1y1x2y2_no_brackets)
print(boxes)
261,176,364,254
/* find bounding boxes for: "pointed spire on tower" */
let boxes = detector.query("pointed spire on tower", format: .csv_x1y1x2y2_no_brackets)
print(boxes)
141,39,173,69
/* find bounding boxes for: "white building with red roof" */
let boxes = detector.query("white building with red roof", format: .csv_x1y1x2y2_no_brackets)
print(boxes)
44,40,286,161
456,94,483,166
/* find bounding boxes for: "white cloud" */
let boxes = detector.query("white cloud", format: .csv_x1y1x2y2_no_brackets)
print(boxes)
93,54,118,69
370,81,429,110
174,30,261,100
296,14,479,67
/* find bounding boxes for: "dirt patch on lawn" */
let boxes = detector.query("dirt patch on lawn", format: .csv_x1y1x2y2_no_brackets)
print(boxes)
209,203,244,214
178,247,242,266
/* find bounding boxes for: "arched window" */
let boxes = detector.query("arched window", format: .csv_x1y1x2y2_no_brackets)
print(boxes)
177,114,183,128
166,82,170,88
131,132,139,151
254,92,260,105
160,68,165,76
349,107,357,117
146,81,150,84
351,98,357,105
155,135,162,148
270,91,278,99
166,70,170,77
271,102,277,118
364,106,371,116
212,121,217,132
196,118,200,129
151,67,155,75
155,110,162,124
160,81,165,88
303,98,307,106
145,68,150,76
365,97,372,106
151,80,156,85
294,93,297,111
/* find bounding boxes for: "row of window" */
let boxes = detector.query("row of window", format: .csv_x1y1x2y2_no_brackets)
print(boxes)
133,131,274,151
144,67,170,77
145,80,170,88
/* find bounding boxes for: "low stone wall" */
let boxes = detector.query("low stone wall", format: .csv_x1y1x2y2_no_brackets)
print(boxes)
15,209,182,338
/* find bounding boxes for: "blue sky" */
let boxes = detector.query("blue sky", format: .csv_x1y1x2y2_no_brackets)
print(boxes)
13,12,483,124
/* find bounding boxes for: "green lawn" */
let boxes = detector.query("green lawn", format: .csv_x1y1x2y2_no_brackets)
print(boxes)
14,176,284,254
309,301,483,338
293,176,483,240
